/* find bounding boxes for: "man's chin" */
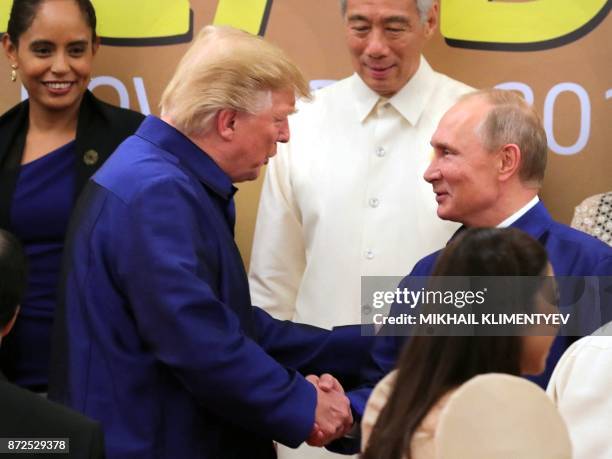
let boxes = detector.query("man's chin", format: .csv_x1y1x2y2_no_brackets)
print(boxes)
436,208,457,222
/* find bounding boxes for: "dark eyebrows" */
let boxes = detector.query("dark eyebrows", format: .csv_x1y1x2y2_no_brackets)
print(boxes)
29,39,54,49
29,39,90,48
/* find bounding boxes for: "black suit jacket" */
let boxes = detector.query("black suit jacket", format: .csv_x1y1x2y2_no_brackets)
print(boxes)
0,373,104,459
0,90,145,229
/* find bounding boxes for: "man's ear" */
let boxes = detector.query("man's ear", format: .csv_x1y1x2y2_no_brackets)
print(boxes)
498,143,521,182
216,109,237,141
423,1,439,40
1,306,19,339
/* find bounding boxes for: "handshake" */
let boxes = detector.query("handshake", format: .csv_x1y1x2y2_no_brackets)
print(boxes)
305,373,354,447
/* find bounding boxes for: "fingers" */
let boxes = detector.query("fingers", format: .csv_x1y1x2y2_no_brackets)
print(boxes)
317,373,343,393
306,374,353,447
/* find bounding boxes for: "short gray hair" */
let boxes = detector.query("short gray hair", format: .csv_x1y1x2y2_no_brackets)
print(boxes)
339,0,435,23
462,89,548,187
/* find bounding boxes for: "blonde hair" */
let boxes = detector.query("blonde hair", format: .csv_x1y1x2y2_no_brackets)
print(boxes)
463,89,548,187
160,26,310,136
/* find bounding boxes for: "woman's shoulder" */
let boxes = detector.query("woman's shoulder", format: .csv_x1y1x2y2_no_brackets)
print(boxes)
435,373,571,458
0,99,29,132
361,370,398,451
81,91,144,128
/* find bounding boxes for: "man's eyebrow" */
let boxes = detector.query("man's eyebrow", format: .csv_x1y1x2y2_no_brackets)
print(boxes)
431,140,451,150
382,16,410,25
347,14,370,22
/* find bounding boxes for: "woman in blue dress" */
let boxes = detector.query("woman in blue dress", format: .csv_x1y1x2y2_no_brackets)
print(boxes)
0,0,144,392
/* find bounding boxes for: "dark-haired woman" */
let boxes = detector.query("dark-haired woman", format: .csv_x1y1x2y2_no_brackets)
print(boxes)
361,227,559,459
0,0,144,392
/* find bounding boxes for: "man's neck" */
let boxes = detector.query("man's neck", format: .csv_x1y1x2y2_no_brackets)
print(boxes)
463,188,539,228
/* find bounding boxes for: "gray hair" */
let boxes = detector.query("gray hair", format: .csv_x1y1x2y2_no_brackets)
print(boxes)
339,0,435,23
463,89,548,187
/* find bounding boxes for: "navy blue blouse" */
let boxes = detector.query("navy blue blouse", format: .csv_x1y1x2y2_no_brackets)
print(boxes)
0,140,75,390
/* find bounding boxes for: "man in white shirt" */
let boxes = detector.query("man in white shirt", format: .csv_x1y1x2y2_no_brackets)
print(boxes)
249,1,471,457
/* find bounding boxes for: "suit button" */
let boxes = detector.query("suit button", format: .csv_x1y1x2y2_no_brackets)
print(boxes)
83,149,99,166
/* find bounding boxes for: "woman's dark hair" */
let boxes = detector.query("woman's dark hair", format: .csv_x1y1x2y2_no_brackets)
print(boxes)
6,0,97,47
0,229,27,328
362,228,549,459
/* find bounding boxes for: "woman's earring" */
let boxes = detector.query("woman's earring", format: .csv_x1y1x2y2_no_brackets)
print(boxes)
10,64,17,82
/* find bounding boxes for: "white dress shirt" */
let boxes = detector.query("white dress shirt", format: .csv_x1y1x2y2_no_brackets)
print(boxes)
547,326,612,459
250,57,472,459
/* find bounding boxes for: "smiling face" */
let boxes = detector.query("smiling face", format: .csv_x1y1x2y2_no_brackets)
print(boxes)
3,0,98,114
226,89,295,182
424,96,505,227
344,0,436,97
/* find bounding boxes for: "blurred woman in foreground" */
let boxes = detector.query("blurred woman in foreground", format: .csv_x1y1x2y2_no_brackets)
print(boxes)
362,227,562,459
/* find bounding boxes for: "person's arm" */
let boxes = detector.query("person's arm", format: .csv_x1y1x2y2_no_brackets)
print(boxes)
253,307,375,386
249,143,305,319
115,177,318,447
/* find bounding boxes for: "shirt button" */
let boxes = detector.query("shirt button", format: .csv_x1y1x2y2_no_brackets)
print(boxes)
365,249,375,260
369,198,379,208
376,147,386,157
83,149,99,166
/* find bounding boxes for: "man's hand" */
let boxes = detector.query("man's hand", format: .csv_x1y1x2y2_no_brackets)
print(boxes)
305,374,353,447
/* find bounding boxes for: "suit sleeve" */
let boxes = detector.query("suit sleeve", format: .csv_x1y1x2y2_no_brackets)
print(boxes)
114,177,316,448
253,307,375,386
248,143,306,319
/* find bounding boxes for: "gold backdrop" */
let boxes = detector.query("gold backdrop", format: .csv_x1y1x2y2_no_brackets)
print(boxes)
1,0,610,266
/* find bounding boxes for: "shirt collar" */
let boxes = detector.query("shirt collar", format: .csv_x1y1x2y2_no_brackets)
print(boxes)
511,200,552,238
449,197,547,242
135,116,236,201
352,55,435,125
497,196,540,228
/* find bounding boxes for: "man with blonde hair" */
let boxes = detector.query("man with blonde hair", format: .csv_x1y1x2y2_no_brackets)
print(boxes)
49,26,371,459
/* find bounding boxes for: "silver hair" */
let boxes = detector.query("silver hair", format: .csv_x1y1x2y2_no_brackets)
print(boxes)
339,0,435,23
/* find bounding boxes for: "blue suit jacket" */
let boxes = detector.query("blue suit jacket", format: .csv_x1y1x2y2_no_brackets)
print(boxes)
348,201,612,419
49,116,372,459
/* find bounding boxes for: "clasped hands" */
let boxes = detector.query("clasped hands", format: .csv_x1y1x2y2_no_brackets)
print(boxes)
305,373,353,447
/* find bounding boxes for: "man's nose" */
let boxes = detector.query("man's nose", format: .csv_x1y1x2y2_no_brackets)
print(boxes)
365,28,389,58
278,119,290,143
424,159,441,183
